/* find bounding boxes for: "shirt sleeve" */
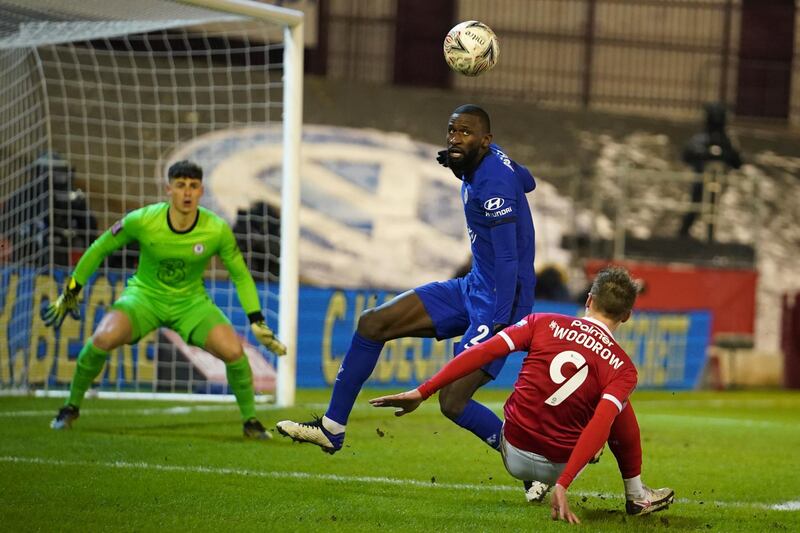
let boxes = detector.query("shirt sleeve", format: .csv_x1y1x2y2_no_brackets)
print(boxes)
556,399,619,490
417,314,536,398
496,313,536,352
417,334,512,399
600,364,638,413
511,160,536,191
217,221,261,315
484,169,521,327
556,363,638,489
482,167,518,227
490,221,518,326
71,211,137,286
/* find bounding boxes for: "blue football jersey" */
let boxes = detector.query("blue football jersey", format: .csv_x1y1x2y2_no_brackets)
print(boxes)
460,143,536,326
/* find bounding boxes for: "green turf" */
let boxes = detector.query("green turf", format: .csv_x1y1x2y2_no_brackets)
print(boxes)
1,389,799,531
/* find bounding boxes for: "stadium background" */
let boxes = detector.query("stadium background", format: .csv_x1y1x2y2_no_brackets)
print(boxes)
1,1,800,531
3,0,798,392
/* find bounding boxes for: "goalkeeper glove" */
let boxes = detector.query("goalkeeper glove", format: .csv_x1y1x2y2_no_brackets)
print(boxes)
247,312,287,356
41,277,82,329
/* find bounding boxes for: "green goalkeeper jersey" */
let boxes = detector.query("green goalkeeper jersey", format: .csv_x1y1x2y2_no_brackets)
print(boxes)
71,203,260,315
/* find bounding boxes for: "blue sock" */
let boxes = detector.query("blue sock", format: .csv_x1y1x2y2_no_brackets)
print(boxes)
454,399,503,450
325,332,385,426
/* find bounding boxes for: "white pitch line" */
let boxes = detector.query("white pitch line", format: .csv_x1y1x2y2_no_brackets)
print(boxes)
0,402,440,418
0,456,796,512
2,402,792,433
0,405,245,418
772,501,800,511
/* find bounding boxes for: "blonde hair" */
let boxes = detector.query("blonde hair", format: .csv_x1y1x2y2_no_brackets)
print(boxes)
590,266,639,321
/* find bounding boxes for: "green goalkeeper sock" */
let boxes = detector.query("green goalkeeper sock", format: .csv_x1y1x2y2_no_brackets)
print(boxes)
67,340,109,407
225,356,256,422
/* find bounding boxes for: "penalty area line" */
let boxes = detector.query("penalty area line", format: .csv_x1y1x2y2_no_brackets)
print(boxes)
0,455,795,511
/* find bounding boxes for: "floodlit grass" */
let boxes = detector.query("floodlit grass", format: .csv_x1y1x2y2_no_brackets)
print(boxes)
1,389,799,531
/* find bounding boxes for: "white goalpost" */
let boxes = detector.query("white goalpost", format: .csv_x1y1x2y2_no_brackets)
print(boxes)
0,0,302,407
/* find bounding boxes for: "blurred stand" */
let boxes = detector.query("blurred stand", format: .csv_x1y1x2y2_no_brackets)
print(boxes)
534,264,571,302
678,102,742,241
233,201,281,282
563,234,756,268
0,151,98,267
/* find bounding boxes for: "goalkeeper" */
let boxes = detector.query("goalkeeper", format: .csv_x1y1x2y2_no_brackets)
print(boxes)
44,160,286,439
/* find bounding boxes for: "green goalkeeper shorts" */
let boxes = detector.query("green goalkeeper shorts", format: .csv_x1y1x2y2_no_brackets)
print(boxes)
112,285,231,348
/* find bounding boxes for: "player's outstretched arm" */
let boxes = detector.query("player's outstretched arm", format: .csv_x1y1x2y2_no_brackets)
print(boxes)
71,217,136,285
217,223,276,328
41,277,82,329
556,400,619,490
369,389,424,416
218,225,286,356
248,312,287,356
372,333,514,416
42,215,136,329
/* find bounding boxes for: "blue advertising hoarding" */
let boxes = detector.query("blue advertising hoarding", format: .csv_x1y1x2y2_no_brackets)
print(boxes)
296,286,711,390
1,269,711,390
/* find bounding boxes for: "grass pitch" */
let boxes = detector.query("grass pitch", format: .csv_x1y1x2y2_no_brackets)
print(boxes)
1,389,799,532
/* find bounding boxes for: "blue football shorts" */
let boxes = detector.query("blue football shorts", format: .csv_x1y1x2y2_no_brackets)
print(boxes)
415,276,531,379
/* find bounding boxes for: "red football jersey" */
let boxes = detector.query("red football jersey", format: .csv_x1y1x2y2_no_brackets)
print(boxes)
500,313,638,463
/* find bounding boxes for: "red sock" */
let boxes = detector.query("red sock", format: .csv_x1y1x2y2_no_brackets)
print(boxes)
608,401,642,479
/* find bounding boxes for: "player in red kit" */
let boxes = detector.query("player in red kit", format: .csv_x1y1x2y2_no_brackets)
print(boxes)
371,267,674,524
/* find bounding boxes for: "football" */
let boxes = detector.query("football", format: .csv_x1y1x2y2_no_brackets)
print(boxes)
443,20,499,77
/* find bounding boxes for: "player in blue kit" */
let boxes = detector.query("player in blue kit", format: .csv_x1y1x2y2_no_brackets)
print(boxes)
277,104,537,453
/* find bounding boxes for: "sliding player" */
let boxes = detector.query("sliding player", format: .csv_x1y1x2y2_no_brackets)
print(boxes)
371,267,674,523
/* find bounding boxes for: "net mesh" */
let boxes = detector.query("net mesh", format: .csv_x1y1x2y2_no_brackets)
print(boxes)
0,0,288,398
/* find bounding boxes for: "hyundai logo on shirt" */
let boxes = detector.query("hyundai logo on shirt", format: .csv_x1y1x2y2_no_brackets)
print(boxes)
484,197,505,210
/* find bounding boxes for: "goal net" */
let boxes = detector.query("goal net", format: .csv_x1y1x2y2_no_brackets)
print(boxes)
0,0,302,406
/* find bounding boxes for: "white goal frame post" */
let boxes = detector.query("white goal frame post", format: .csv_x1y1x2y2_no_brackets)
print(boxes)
185,0,303,408
0,0,302,407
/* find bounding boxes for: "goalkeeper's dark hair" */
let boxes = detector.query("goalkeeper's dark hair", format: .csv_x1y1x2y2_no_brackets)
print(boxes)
453,104,491,133
589,266,639,321
167,160,203,181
